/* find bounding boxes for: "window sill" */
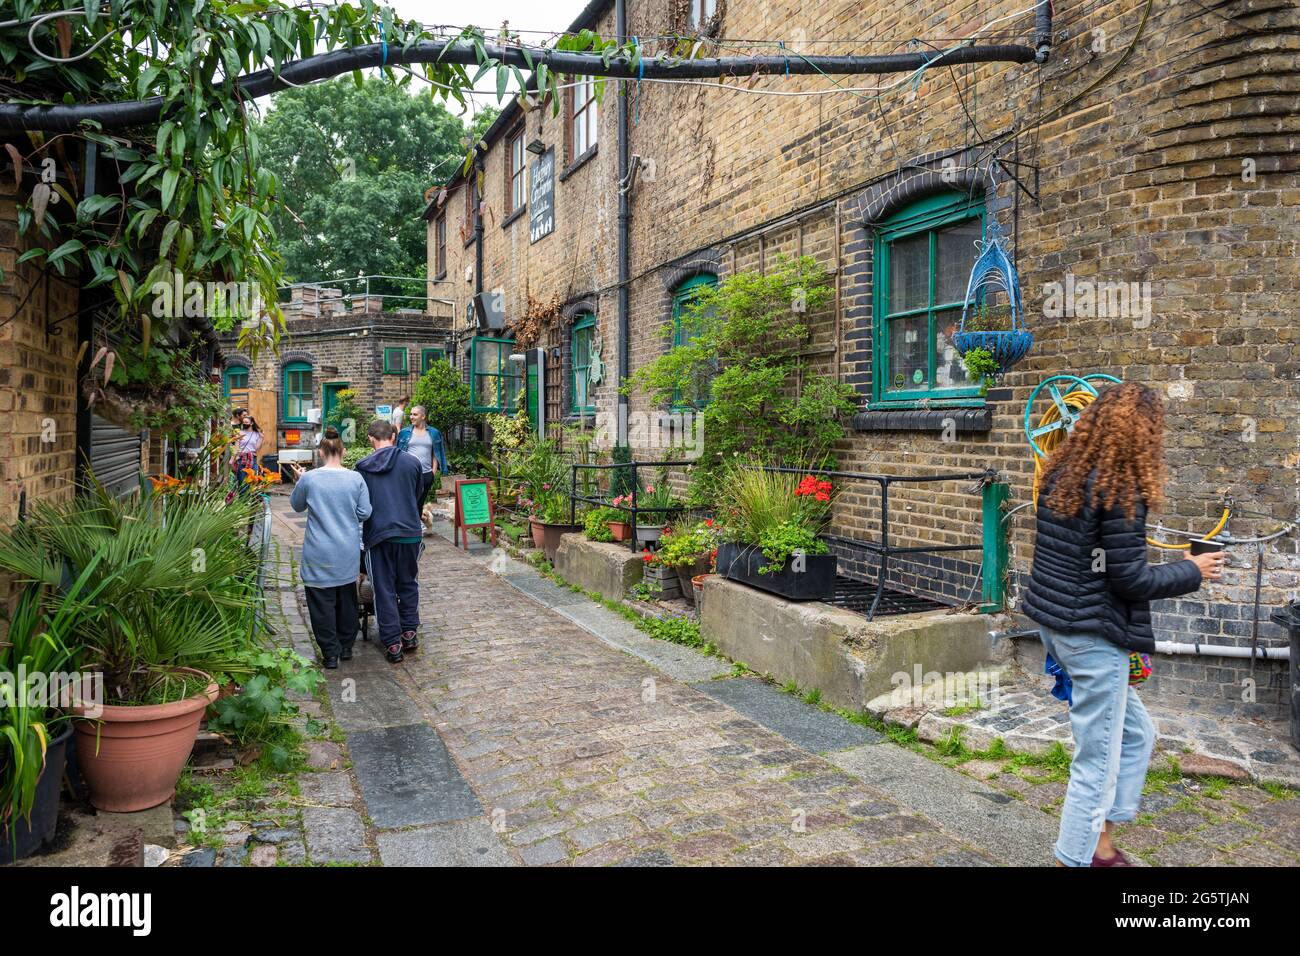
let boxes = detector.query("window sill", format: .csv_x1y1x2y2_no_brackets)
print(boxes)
854,407,991,433
502,205,527,230
560,145,598,181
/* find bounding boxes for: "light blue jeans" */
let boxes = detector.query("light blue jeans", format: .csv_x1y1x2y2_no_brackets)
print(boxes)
1039,626,1156,867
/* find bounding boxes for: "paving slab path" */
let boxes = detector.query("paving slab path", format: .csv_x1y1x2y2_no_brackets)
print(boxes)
270,494,1063,866
268,493,1300,866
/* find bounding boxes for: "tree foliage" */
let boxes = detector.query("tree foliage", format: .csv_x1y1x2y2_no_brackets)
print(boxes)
411,357,478,442
255,78,466,298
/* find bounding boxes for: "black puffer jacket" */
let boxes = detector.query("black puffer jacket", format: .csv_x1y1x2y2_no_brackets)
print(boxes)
1023,477,1202,652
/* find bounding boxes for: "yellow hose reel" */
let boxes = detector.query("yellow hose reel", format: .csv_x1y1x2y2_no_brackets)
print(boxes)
1024,373,1228,549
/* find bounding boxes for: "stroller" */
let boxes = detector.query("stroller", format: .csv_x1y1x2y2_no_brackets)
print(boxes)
356,547,375,641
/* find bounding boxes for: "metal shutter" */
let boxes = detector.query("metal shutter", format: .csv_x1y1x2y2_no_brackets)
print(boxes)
89,414,143,498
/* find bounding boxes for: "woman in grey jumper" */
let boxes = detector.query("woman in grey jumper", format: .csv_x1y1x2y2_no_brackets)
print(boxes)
288,428,373,668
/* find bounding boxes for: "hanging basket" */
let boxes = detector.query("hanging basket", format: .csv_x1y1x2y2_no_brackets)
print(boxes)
953,219,1033,373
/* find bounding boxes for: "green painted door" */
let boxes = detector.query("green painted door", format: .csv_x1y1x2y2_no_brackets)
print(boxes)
525,358,540,433
322,381,348,421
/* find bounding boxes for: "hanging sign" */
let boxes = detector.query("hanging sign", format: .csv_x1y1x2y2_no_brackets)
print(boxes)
529,148,555,243
453,478,497,550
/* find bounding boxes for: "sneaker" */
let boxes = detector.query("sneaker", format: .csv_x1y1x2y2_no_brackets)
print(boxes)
401,631,419,653
384,643,404,664
1091,848,1133,867
323,657,339,670
340,646,354,661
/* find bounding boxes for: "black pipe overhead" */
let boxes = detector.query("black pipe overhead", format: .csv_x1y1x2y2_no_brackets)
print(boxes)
0,39,1040,131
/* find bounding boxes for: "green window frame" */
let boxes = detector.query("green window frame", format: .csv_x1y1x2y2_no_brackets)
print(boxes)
223,365,248,397
283,361,312,422
421,348,445,374
383,347,408,374
670,274,717,410
871,192,985,407
469,337,522,413
570,313,596,414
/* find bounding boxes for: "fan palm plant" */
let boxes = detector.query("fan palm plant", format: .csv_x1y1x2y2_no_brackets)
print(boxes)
0,479,262,705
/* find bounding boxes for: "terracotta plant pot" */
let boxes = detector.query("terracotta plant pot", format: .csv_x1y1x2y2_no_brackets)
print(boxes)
72,671,218,813
674,557,712,608
529,518,581,565
608,521,632,542
692,573,710,604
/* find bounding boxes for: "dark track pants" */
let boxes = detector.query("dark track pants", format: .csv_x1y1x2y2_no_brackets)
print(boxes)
365,539,421,647
304,583,359,661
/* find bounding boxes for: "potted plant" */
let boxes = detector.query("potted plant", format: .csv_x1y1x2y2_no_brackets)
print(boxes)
715,465,837,600
653,519,720,608
512,439,579,564
607,496,634,541
0,480,262,812
0,577,98,863
583,506,624,543
633,476,681,547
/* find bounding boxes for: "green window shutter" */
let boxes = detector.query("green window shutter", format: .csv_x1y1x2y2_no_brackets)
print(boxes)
283,361,312,422
871,192,986,408
570,313,595,414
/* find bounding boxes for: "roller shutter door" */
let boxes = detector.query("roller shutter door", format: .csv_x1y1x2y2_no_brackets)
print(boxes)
89,414,143,498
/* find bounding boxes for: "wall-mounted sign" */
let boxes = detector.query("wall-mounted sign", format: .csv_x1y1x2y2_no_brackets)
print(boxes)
529,148,555,244
284,430,301,444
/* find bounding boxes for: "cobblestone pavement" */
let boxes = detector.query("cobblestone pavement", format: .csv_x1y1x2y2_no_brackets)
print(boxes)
260,492,1299,867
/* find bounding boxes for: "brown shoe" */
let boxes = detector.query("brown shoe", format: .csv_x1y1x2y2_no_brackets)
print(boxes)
1091,848,1133,867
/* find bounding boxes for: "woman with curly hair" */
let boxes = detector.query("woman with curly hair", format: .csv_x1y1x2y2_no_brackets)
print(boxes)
1024,383,1223,867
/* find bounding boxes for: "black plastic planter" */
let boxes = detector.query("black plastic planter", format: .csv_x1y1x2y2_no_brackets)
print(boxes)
0,725,71,864
715,542,836,601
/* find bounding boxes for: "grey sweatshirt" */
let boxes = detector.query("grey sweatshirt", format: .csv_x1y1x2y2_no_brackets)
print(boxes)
289,466,373,588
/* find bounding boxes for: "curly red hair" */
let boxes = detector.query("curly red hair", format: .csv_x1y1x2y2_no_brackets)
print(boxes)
1042,383,1166,522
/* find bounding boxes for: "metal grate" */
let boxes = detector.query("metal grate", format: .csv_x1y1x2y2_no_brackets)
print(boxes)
828,575,949,618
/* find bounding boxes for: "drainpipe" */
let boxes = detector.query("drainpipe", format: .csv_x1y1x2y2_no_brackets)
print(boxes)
1034,0,1053,63
615,0,630,448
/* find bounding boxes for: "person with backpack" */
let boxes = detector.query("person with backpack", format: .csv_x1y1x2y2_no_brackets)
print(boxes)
354,419,425,663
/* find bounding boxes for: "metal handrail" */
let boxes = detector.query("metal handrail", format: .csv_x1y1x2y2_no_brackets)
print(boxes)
569,459,700,551
756,465,996,619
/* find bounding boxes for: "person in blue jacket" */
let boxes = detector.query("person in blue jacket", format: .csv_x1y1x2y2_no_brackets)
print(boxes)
396,404,447,535
355,419,425,663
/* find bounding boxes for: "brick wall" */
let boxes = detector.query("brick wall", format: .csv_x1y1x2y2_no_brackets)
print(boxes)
439,0,1300,715
0,175,79,528
219,286,454,451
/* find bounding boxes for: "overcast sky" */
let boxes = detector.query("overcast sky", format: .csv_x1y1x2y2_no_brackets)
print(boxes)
388,0,592,119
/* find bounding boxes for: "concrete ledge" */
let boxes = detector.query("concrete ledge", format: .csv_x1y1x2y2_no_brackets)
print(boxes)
554,533,643,602
699,575,1012,713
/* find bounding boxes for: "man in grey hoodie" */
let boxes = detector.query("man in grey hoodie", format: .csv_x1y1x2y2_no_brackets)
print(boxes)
355,419,425,663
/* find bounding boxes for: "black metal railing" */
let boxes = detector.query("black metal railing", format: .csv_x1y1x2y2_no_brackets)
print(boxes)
759,465,996,620
569,459,700,550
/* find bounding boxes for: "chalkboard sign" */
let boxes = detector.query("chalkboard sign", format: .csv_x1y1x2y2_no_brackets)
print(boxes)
453,478,497,550
529,148,555,244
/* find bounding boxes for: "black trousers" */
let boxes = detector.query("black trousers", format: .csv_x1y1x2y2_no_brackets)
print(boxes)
304,583,359,661
418,471,436,508
365,539,421,647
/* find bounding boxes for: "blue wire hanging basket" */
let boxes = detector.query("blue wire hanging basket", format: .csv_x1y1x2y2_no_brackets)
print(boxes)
953,218,1033,373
